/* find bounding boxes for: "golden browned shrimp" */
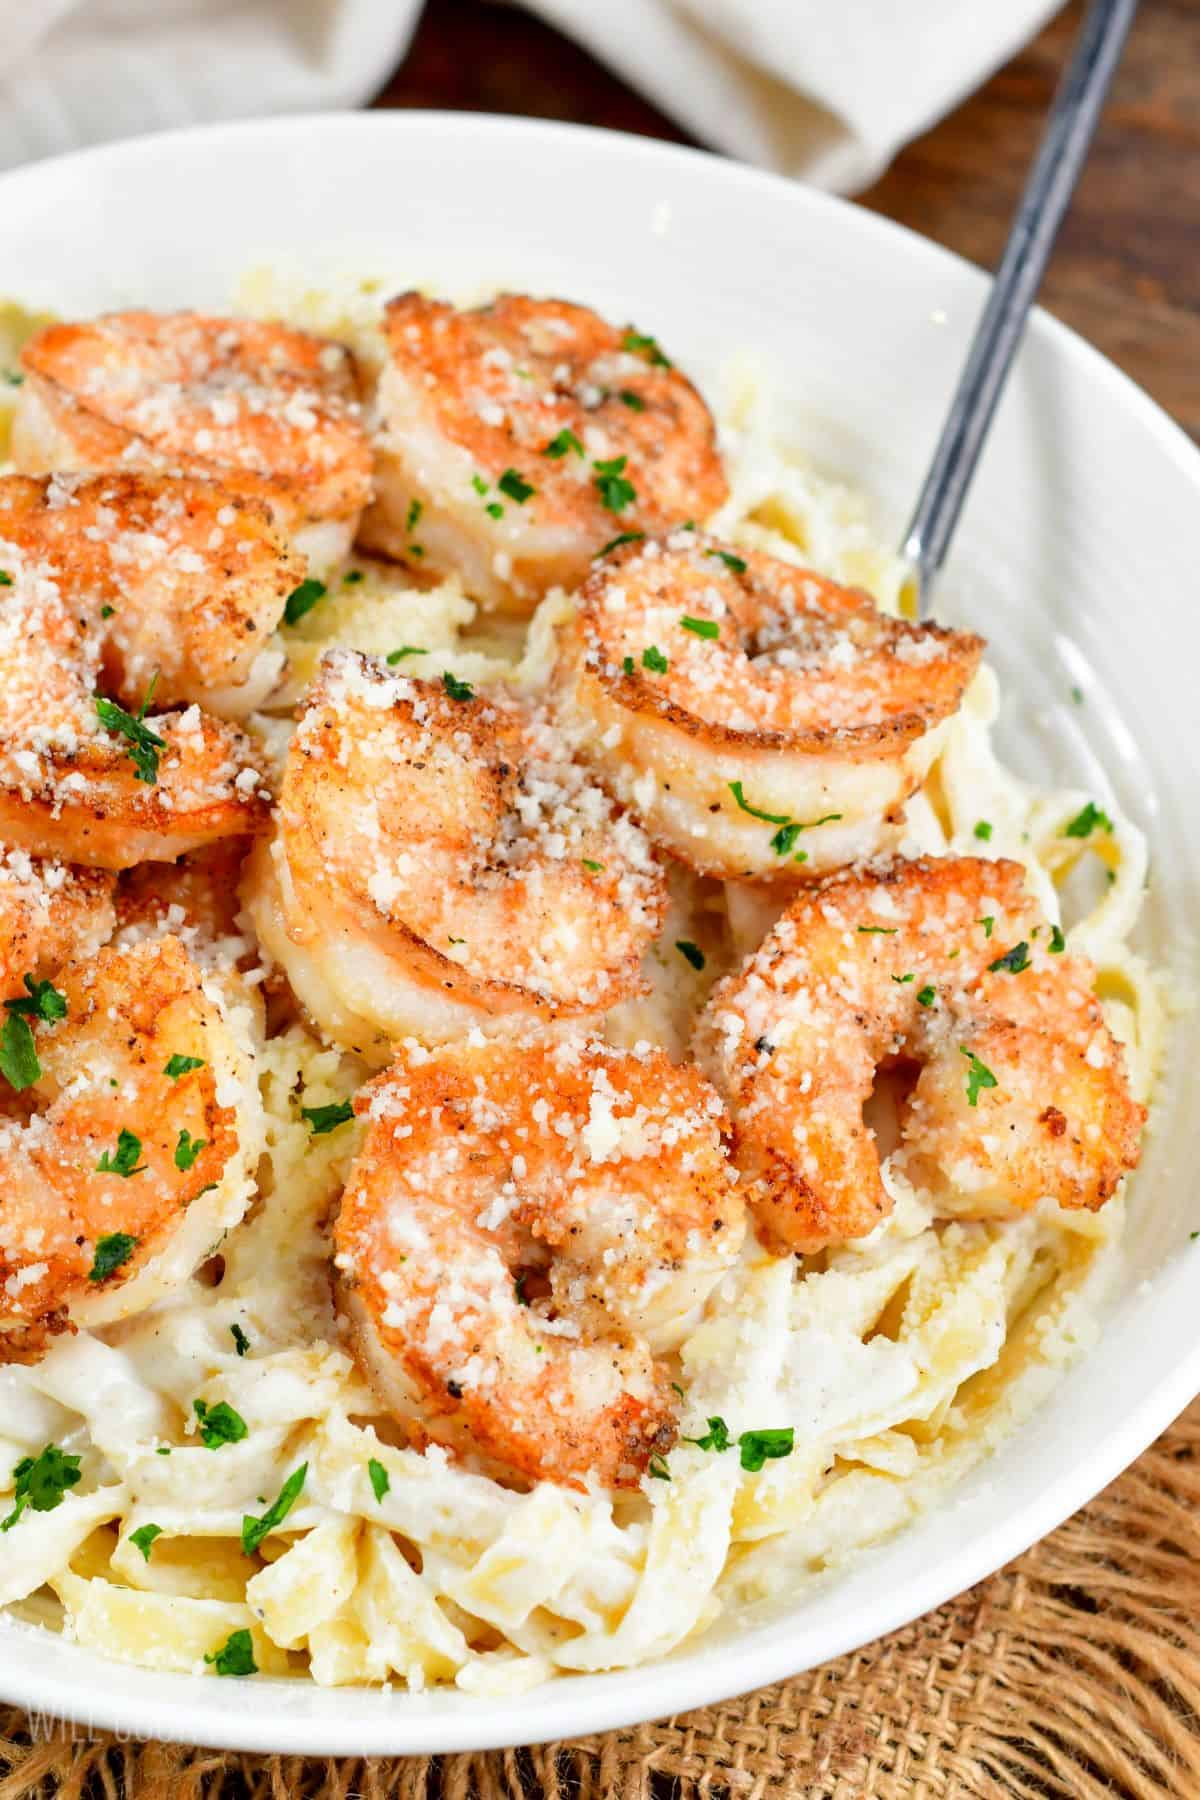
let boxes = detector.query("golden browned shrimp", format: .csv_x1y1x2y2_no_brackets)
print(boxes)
359,293,728,611
115,839,256,969
0,472,302,715
335,1035,745,1489
696,856,1145,1253
554,533,984,882
0,849,115,1002
0,936,262,1362
15,311,373,570
0,555,269,870
243,650,666,1057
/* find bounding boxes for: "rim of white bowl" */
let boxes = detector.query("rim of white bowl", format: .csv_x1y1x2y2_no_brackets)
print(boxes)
0,109,1196,1757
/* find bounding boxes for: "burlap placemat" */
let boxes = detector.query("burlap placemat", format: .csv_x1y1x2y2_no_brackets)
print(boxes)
3,1394,1198,1800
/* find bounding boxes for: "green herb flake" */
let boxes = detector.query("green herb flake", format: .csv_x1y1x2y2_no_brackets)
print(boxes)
485,501,504,520
386,645,427,664
164,1054,204,1080
405,499,423,532
770,822,803,857
205,1628,257,1677
680,615,720,640
96,1129,146,1179
89,1232,137,1282
129,1522,163,1563
618,389,646,411
301,1099,355,1136
7,976,67,1023
1,1444,82,1531
582,858,603,872
706,549,747,575
622,655,635,675
594,455,636,514
1071,685,1084,705
283,578,327,627
471,474,489,496
100,603,115,619
3,371,23,387
230,1323,251,1357
988,941,1030,975
683,1416,731,1454
738,1427,795,1473
0,1012,39,1091
676,940,706,971
193,1398,248,1449
973,820,993,841
174,1128,207,1172
343,569,365,585
728,782,789,826
368,1458,390,1502
543,428,584,459
917,985,937,1008
978,915,995,938
892,972,916,985
857,925,897,936
1064,801,1114,839
0,570,11,583
498,468,535,504
622,330,671,368
1049,923,1066,954
647,1455,671,1481
598,531,645,557
642,645,668,674
961,1048,999,1107
442,671,475,702
241,1463,307,1556
94,694,166,785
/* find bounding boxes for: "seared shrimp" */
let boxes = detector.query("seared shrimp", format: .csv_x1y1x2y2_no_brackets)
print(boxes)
15,311,372,569
696,856,1145,1253
0,554,269,869
0,472,301,715
359,293,728,611
244,650,666,1057
335,1035,745,1488
0,849,115,1002
0,935,260,1361
554,533,984,882
115,840,256,970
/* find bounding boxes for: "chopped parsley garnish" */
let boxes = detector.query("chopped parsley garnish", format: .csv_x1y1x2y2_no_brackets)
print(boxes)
676,940,706,971
770,823,804,857
368,1458,390,1502
94,691,166,786
89,1232,137,1282
737,1428,795,1472
0,1013,39,1091
164,1053,204,1080
498,468,535,504
2,371,22,387
1049,923,1066,954
973,820,993,841
230,1323,251,1357
1064,801,1114,839
684,1416,731,1453
96,1130,147,1179
405,498,423,532
892,972,915,985
594,455,636,513
442,671,475,702
623,330,671,368
1071,685,1084,705
543,428,584,459
598,531,644,557
618,389,645,411
1,1444,82,1531
301,1098,355,1136
642,645,668,674
857,925,897,936
0,570,10,584
647,1455,671,1481
129,1523,163,1562
485,501,504,520
988,941,1030,975
242,1463,307,1556
205,1628,257,1677
193,1398,248,1449
174,1128,207,1172
386,645,427,664
680,615,720,639
961,1048,999,1107
343,569,365,584
471,474,489,495
622,656,635,675
728,782,789,826
706,549,746,575
7,976,67,1023
582,858,603,872
978,915,995,938
100,603,115,619
283,578,327,627
917,985,937,1008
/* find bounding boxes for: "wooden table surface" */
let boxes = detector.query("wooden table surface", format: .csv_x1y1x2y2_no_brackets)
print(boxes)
374,0,1200,442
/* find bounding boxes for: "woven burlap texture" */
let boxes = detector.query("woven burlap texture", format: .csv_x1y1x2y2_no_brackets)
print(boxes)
3,1395,1199,1800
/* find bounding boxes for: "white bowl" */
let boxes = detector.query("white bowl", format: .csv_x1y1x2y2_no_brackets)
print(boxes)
0,111,1196,1756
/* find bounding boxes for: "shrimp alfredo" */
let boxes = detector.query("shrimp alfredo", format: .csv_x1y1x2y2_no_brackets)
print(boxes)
0,273,1160,1697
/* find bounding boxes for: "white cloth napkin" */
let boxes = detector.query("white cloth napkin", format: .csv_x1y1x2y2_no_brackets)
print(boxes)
0,0,1061,192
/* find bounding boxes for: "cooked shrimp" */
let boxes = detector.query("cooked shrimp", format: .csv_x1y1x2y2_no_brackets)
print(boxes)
115,839,256,970
0,849,115,1002
15,311,373,570
244,649,666,1057
335,1035,745,1488
0,554,269,869
554,533,984,882
0,935,261,1362
696,856,1145,1253
0,471,302,715
359,293,728,612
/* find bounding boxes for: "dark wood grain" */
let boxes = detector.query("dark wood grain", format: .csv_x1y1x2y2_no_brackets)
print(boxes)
374,0,1200,439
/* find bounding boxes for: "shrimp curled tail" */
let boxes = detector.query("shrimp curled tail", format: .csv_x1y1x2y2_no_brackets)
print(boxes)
334,1035,745,1489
